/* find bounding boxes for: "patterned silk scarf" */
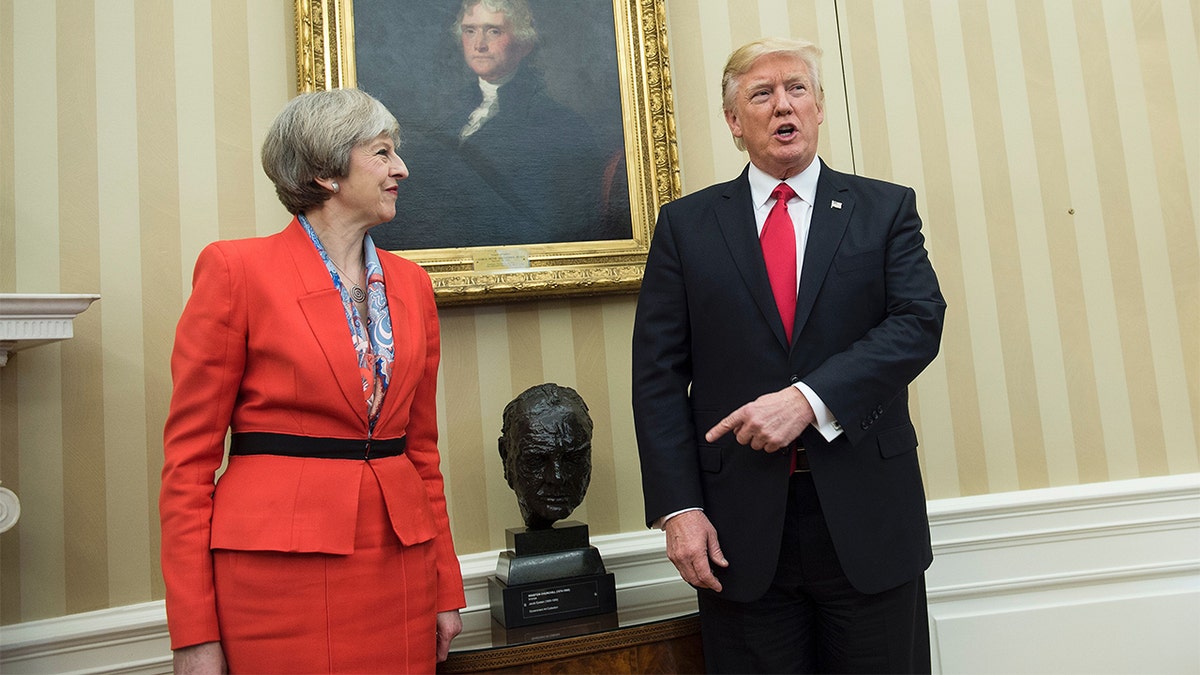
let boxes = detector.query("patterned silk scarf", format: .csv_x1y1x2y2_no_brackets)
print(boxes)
299,215,395,430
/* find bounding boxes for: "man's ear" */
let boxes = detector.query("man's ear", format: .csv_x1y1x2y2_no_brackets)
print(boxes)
724,108,743,140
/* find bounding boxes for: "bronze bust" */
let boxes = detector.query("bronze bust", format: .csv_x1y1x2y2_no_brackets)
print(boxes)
498,383,593,529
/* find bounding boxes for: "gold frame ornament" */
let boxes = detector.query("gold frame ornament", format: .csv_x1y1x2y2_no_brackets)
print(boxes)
294,0,680,305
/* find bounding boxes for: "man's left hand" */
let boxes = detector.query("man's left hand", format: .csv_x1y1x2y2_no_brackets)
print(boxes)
705,386,815,452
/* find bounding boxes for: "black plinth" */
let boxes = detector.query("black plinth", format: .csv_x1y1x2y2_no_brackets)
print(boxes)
489,520,617,628
488,572,617,628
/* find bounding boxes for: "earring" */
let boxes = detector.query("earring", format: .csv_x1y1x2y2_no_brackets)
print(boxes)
331,181,340,193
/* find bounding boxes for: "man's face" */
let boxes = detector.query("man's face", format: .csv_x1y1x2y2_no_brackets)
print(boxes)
503,404,591,529
724,52,824,180
460,3,531,83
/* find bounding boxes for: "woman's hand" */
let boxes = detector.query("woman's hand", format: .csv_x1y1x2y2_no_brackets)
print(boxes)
435,609,463,663
173,641,226,674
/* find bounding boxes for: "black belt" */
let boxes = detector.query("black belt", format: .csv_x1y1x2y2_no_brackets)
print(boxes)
229,432,406,460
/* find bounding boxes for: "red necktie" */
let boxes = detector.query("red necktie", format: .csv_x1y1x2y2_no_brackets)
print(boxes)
761,183,798,342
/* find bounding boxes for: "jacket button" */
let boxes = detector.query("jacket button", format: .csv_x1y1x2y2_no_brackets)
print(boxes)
790,374,800,384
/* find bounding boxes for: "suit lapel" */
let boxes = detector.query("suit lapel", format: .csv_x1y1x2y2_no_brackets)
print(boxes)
794,161,851,339
281,219,370,426
715,167,792,349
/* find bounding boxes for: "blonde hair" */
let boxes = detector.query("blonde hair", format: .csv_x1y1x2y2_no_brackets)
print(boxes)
721,37,824,151
261,89,401,215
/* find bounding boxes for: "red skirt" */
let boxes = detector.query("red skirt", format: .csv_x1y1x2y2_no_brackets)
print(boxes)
213,463,437,673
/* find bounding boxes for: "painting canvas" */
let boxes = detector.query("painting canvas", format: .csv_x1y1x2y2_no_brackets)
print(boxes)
295,0,678,304
354,0,631,250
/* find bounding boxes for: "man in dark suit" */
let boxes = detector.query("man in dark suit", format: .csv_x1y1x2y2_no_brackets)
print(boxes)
632,37,945,673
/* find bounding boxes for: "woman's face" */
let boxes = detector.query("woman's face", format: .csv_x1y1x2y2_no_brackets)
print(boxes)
335,132,408,227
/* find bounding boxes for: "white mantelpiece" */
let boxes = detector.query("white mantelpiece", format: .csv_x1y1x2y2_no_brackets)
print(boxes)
0,293,100,367
0,293,99,533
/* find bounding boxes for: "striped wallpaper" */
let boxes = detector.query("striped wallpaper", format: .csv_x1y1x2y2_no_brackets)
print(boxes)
0,0,1196,626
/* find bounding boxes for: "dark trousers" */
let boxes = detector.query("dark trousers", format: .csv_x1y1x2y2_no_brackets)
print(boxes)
697,471,931,674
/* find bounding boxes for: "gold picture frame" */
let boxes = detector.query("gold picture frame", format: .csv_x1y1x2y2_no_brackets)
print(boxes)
294,0,679,305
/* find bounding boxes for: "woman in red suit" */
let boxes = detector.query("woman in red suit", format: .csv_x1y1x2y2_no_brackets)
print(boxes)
160,88,466,673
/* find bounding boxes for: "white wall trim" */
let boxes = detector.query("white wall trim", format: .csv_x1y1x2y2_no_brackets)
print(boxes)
3,473,1197,673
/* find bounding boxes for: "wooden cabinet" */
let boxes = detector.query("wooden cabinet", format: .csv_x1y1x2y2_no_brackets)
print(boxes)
439,613,704,674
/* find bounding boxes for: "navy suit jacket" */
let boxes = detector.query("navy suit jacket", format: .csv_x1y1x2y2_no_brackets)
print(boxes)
632,160,946,601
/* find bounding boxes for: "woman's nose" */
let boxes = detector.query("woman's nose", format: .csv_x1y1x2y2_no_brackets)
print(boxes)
392,155,409,179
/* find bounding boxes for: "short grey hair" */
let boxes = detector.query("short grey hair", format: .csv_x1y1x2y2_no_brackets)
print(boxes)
721,37,824,151
453,0,538,46
260,88,401,215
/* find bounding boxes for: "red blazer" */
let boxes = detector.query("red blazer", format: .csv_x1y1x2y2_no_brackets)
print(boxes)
159,218,465,650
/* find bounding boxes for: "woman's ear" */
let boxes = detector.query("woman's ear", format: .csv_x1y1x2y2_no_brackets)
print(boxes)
314,176,339,193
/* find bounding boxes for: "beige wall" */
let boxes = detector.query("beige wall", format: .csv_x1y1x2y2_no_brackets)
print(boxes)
0,0,1195,625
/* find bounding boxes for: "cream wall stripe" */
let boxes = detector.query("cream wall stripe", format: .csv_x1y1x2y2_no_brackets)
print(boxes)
961,3,1050,490
1083,1,1169,476
135,0,181,606
1068,0,1154,478
571,300,614,534
931,1,1020,492
434,317,452,516
1162,0,1199,216
1042,0,1129,478
842,1,890,181
1104,0,1197,473
173,0,219,297
535,301,583,523
474,307,521,550
1153,0,1200,455
601,299,640,531
534,301,572,391
1015,3,1110,484
14,0,67,621
506,302,545,393
17,348,65,620
870,1,956,491
758,0,789,39
0,0,15,289
95,0,152,608
727,0,762,53
0,0,17,622
438,309,489,554
812,0,851,173
245,1,291,237
58,0,110,615
833,1,863,174
0,370,20,623
211,0,257,241
900,0,981,497
13,2,59,286
661,3,717,192
988,1,1079,486
696,1,741,187
1138,0,1200,461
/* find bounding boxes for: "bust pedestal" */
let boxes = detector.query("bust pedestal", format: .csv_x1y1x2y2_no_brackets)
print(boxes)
488,521,617,628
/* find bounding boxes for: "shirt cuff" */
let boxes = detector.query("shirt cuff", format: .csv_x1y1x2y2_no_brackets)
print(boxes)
654,507,703,530
794,382,844,442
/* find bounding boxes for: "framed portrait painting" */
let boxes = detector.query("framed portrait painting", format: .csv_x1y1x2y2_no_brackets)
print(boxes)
295,0,680,305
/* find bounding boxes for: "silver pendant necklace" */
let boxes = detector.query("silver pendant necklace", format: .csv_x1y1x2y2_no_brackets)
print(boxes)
330,258,366,303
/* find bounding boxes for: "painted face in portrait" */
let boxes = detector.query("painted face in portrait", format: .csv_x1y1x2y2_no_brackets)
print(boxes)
460,2,533,83
499,384,593,529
